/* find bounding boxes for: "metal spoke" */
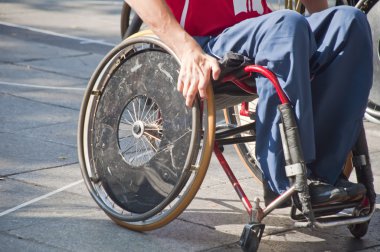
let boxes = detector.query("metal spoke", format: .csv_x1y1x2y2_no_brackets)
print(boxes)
142,101,155,122
132,99,139,122
140,96,148,121
143,131,161,141
137,96,142,120
146,107,159,124
143,135,158,152
126,107,136,123
121,115,134,125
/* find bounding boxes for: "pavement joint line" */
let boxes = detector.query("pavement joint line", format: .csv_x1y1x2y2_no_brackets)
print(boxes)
5,121,74,134
263,227,297,237
0,80,85,91
10,62,89,81
0,179,84,217
198,241,239,252
1,91,80,111
0,52,93,65
177,217,216,230
0,231,73,252
1,161,79,178
0,21,116,47
0,130,77,149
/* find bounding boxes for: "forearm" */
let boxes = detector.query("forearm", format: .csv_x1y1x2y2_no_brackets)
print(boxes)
125,0,201,60
300,0,328,13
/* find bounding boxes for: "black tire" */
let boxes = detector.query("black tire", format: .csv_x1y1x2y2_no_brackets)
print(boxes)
224,101,263,183
349,221,370,238
348,207,371,238
78,34,216,231
120,1,143,39
120,1,131,39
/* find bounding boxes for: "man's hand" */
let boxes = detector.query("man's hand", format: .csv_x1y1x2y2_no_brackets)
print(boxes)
177,47,220,107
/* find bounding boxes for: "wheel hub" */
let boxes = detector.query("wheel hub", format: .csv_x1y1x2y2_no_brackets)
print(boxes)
132,121,145,138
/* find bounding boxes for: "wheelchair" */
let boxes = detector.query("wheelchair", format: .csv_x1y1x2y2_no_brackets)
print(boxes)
77,30,376,251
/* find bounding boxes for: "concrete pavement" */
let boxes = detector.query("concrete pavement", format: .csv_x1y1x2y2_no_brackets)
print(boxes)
0,1,379,251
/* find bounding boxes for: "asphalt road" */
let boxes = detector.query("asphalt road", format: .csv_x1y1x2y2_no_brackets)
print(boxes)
0,1,379,251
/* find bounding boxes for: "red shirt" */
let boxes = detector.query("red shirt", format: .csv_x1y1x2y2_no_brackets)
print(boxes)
166,0,272,36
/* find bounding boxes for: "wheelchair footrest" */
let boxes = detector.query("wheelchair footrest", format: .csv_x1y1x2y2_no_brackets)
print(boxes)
239,223,265,252
291,199,364,221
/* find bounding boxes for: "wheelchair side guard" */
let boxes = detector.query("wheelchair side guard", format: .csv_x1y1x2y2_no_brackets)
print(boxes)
88,48,200,215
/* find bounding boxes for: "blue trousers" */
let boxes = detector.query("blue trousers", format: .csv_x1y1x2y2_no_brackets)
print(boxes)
195,6,373,194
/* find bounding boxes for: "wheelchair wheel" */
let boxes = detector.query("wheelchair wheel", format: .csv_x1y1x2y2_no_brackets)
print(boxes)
348,207,371,238
223,100,263,183
78,33,216,231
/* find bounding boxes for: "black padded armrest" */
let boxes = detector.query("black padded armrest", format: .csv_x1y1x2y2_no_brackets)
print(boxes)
217,52,254,80
213,52,256,95
212,52,257,110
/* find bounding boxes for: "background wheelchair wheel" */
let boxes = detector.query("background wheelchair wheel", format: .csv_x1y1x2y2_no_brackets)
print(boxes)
339,0,380,123
223,99,263,183
120,1,143,39
120,1,130,39
78,34,216,231
364,0,380,123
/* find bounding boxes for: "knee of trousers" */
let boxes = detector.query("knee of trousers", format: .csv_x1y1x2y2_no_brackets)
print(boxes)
336,6,373,61
334,5,367,22
268,9,312,40
251,10,315,65
333,6,372,38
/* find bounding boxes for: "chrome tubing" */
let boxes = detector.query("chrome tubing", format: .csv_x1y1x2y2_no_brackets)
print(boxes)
294,207,375,229
263,186,297,218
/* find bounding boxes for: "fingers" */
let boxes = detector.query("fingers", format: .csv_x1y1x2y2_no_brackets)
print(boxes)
187,73,205,107
197,66,209,101
210,59,221,81
177,54,221,107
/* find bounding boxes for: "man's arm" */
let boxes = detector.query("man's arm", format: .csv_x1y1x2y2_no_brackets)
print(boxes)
301,0,328,13
125,0,220,107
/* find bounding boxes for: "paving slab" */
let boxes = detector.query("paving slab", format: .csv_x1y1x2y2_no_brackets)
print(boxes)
0,35,104,84
8,163,83,194
0,81,85,112
0,132,77,176
0,34,98,64
0,186,242,252
0,232,63,252
0,0,122,45
0,62,88,89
